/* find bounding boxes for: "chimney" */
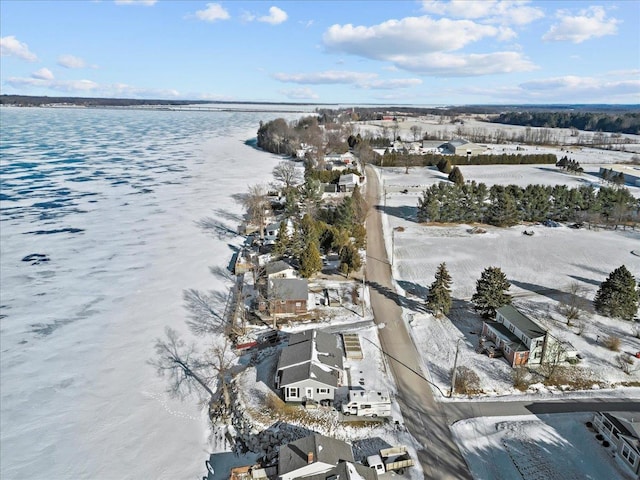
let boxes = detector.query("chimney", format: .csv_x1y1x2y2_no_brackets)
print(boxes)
307,452,314,464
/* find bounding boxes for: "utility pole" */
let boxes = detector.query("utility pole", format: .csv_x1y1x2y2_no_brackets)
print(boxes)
361,271,366,318
391,229,395,266
450,338,461,397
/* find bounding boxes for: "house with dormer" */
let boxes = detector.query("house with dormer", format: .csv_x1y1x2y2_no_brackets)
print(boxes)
275,330,343,405
278,434,376,480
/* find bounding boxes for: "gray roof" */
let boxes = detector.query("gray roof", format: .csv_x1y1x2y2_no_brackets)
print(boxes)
483,320,529,352
278,330,343,372
279,362,339,388
304,461,378,480
266,260,294,276
446,138,471,147
269,278,308,301
278,434,354,477
496,305,546,339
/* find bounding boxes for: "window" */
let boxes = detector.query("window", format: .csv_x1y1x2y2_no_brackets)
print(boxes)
603,419,613,431
622,444,637,465
536,340,543,348
287,387,299,398
534,352,541,359
504,345,511,354
317,388,329,394
508,324,515,333
295,302,302,307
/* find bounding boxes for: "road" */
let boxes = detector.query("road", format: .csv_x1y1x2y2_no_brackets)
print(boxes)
363,165,640,479
364,165,472,480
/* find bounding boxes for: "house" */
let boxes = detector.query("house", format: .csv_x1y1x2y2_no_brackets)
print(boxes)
265,260,297,279
592,411,640,476
275,329,344,404
481,305,577,367
267,278,308,316
442,138,485,157
338,173,364,192
278,434,366,480
481,305,547,367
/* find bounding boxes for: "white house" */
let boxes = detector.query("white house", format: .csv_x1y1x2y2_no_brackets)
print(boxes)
592,411,640,476
338,173,364,193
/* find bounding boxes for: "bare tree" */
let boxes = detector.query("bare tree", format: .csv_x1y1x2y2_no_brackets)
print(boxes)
183,288,228,336
557,282,588,326
410,125,423,142
272,160,302,191
150,327,216,401
242,184,272,239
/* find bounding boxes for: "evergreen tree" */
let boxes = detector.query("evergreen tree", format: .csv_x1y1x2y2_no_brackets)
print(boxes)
339,243,361,277
272,221,290,258
594,265,639,320
426,262,452,317
299,240,322,278
471,266,512,318
485,187,519,227
448,166,465,186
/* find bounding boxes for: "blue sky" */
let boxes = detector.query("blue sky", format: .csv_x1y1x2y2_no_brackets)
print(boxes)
1,0,639,104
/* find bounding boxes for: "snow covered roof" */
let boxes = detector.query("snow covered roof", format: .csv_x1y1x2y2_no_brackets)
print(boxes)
278,434,354,477
278,330,343,372
483,320,529,352
265,260,295,276
279,362,339,388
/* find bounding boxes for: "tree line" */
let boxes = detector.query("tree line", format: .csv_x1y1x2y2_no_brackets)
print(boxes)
417,182,639,228
377,150,557,168
491,111,640,135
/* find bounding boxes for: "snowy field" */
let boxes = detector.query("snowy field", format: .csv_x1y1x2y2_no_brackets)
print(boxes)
451,413,635,480
375,166,640,398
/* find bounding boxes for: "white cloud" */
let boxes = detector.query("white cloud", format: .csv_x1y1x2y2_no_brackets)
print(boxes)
279,88,319,100
5,75,185,98
57,54,87,69
273,70,422,90
114,0,157,5
466,73,640,103
258,6,288,25
195,3,230,22
7,77,99,92
31,68,54,80
241,11,256,22
273,70,377,85
421,0,544,25
543,6,619,43
390,51,537,76
323,16,503,58
0,36,38,61
361,78,423,89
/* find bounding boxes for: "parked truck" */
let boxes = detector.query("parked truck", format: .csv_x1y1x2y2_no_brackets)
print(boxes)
366,446,415,474
341,389,391,417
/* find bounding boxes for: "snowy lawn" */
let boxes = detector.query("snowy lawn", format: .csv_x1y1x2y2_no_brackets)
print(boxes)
376,166,640,398
451,413,635,480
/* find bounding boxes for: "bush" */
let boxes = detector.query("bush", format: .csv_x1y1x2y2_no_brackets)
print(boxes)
603,335,621,351
454,366,482,395
586,421,593,429
603,441,610,448
596,434,604,441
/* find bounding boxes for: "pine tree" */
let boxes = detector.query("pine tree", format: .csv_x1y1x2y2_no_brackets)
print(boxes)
594,265,639,320
272,221,290,258
426,262,452,317
471,266,512,318
299,240,322,278
448,166,465,186
339,243,361,277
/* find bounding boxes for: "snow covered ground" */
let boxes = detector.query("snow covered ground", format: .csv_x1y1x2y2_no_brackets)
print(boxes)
451,413,635,480
375,165,640,399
